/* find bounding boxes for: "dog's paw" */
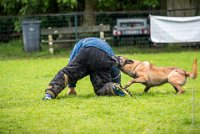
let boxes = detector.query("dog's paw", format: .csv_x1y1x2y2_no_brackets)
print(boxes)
123,85,129,89
176,90,185,95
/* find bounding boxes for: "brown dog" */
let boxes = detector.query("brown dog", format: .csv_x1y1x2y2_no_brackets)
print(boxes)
118,56,197,94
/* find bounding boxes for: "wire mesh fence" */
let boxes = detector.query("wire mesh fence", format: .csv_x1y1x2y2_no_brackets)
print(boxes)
0,10,161,45
0,9,199,48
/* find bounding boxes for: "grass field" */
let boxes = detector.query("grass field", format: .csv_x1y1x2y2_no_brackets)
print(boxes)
0,40,200,134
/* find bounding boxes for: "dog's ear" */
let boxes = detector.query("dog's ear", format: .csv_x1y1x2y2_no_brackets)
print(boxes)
125,59,134,64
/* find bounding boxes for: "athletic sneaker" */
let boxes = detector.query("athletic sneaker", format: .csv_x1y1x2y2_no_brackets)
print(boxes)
43,94,53,100
113,84,132,97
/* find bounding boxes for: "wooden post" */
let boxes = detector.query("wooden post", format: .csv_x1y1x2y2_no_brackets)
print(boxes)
48,27,54,54
99,24,105,41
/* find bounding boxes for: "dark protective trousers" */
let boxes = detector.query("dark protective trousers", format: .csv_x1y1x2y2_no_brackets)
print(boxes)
47,47,117,97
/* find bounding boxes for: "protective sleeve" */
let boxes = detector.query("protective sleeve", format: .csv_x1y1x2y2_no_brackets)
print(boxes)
111,66,121,84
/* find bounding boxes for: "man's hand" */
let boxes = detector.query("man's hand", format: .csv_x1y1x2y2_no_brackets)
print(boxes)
68,88,77,95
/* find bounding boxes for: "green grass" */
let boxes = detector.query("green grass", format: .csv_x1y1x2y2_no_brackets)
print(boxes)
0,40,200,133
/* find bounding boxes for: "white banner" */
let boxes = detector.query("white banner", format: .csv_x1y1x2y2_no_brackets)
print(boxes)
150,15,200,43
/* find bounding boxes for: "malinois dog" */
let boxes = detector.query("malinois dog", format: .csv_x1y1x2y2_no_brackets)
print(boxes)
118,56,197,94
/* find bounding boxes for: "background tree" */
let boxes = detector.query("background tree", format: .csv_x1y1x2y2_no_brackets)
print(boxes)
81,0,160,26
167,0,199,16
82,0,97,26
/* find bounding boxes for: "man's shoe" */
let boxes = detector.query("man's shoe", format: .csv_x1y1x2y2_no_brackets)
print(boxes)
43,94,53,100
113,84,132,97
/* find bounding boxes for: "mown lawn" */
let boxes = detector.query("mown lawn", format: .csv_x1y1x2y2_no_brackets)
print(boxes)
0,40,200,134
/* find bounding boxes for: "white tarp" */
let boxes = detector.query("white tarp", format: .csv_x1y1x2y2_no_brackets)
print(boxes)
150,15,200,43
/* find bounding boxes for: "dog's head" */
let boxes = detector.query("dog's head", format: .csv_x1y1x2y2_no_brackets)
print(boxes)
116,56,136,75
118,56,138,77
117,56,134,67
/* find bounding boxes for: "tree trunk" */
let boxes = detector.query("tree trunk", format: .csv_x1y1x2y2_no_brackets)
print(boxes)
195,0,200,15
83,0,97,26
167,0,197,16
160,0,167,15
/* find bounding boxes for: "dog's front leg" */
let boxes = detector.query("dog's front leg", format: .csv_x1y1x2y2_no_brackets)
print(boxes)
144,86,151,92
124,77,146,88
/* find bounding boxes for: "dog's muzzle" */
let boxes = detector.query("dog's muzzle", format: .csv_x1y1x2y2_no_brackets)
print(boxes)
111,56,121,67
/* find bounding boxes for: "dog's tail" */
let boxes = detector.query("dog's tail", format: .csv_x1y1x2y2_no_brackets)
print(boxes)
185,59,197,79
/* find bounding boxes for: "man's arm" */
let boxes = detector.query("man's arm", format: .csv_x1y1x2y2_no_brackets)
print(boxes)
68,81,77,95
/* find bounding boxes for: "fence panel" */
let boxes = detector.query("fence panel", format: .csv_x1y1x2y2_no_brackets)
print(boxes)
0,9,199,48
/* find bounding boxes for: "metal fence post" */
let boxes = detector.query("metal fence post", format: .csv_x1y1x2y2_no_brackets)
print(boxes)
74,13,78,42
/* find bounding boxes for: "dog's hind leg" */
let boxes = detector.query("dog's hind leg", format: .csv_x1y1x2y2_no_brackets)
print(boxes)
168,71,187,94
172,86,179,93
144,86,151,92
170,83,185,94
124,77,146,88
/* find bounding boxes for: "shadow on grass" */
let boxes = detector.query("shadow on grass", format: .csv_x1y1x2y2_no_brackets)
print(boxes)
56,93,97,100
55,91,180,100
131,91,177,97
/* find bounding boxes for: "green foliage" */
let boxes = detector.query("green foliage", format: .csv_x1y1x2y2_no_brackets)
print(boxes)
0,0,78,15
98,0,160,11
143,0,160,8
0,40,200,133
57,0,77,8
0,0,161,15
19,0,42,15
0,0,21,15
